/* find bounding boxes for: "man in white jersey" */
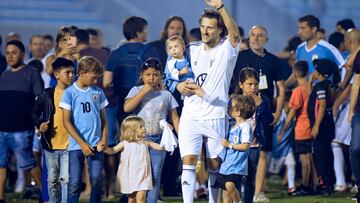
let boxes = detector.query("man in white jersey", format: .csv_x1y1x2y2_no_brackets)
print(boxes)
171,0,240,202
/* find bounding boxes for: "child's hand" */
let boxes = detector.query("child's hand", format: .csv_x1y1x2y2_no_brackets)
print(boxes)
142,83,154,94
96,139,107,152
167,123,174,130
179,67,189,75
39,121,50,133
80,142,95,156
310,126,319,139
221,139,230,148
251,93,262,107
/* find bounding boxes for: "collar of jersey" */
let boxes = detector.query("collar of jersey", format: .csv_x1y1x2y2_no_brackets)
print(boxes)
74,82,91,92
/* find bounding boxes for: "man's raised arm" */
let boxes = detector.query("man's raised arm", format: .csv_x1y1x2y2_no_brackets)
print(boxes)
205,0,240,47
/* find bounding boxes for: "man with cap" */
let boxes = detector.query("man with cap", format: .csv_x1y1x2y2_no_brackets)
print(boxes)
308,58,337,195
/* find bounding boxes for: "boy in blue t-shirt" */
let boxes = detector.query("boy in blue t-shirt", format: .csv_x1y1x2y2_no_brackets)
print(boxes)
213,95,256,203
60,56,108,203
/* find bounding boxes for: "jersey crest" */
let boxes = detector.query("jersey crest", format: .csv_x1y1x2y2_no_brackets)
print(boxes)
92,93,99,102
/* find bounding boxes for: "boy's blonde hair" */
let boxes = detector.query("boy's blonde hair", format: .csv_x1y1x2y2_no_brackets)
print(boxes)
120,116,145,142
77,56,104,75
229,94,256,120
166,35,186,49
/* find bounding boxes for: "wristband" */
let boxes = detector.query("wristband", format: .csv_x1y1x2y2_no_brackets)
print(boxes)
228,144,233,149
217,4,224,10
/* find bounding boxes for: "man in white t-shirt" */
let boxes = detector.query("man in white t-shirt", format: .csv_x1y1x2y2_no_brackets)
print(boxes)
166,0,240,202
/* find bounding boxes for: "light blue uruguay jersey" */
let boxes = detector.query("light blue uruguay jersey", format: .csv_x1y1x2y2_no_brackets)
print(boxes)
219,121,252,176
296,39,345,74
59,82,108,151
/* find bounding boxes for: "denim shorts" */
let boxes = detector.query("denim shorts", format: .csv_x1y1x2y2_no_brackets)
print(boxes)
0,131,36,170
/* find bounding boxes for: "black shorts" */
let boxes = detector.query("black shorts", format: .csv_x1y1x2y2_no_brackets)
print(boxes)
295,139,313,154
212,173,243,191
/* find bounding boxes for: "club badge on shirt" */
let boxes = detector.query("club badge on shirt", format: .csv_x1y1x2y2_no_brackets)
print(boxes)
312,54,319,61
92,94,99,102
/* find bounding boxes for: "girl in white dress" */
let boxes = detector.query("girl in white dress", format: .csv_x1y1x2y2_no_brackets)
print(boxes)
105,116,164,203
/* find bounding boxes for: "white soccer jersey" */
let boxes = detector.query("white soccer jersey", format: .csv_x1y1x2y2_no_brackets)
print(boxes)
182,38,240,120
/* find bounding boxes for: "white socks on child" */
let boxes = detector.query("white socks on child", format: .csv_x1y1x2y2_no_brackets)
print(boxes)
332,142,346,186
285,153,296,189
208,169,219,203
182,165,196,203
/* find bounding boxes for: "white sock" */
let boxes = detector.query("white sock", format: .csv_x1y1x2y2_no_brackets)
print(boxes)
195,181,200,190
182,165,196,203
285,153,296,189
201,184,206,189
208,169,219,203
332,142,346,186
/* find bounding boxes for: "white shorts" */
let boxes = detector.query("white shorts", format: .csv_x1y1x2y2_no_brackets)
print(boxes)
334,101,352,146
178,116,226,159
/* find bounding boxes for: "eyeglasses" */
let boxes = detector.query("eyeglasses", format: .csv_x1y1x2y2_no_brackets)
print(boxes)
143,58,161,68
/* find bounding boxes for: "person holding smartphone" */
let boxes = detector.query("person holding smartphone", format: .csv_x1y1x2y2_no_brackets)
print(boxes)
45,27,79,87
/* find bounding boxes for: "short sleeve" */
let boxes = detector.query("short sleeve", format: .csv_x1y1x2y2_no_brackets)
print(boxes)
295,47,301,61
315,85,327,100
324,43,346,68
168,92,179,110
273,56,285,81
59,89,72,110
241,122,252,144
99,89,109,109
105,51,119,72
224,38,240,60
288,88,303,110
125,86,140,101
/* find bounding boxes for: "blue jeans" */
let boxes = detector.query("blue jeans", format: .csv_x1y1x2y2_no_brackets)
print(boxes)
44,150,69,203
105,104,119,147
350,113,360,188
244,147,260,203
146,135,166,203
0,131,35,170
68,150,104,203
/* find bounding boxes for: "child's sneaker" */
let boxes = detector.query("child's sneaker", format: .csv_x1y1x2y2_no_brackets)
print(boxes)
351,185,358,193
253,192,270,202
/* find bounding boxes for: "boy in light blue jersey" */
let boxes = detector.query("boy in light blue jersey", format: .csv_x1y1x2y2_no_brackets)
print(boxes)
60,56,108,203
214,95,256,203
